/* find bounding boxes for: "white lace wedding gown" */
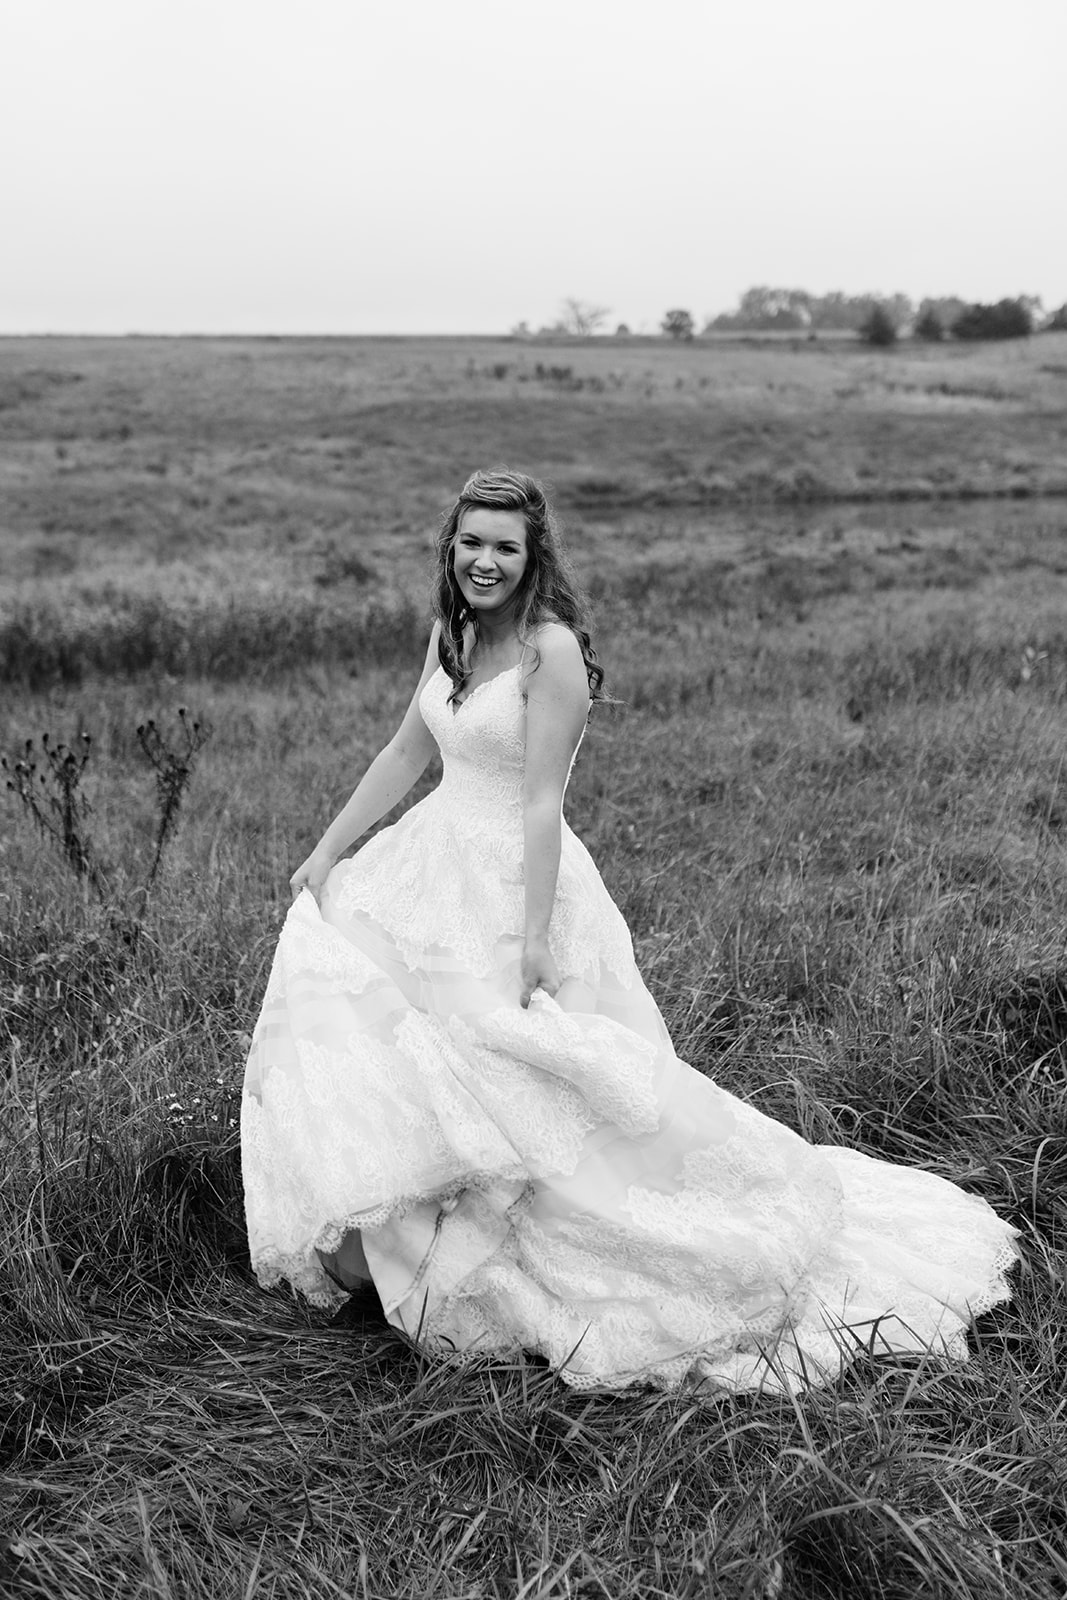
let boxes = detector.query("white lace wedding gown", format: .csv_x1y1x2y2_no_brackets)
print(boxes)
241,663,1017,1393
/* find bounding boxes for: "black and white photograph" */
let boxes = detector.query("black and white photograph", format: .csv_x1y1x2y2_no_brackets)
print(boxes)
1,1,1065,1595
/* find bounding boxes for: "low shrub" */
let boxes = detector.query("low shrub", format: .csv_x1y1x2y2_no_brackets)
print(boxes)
0,592,427,688
859,306,898,347
952,299,1033,340
913,308,944,342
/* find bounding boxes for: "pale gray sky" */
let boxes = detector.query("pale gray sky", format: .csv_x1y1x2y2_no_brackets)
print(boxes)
3,0,1064,334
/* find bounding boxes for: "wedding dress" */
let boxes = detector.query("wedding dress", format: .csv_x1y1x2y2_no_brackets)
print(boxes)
241,663,1017,1393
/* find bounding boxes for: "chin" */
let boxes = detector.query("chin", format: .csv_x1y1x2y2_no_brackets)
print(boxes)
463,583,510,610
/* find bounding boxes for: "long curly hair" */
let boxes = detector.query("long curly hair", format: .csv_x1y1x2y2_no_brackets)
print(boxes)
432,467,604,703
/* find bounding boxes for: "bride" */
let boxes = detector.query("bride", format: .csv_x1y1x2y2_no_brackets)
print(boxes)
240,468,1017,1394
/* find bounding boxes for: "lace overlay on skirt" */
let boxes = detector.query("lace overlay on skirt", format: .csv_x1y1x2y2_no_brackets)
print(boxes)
241,664,1018,1394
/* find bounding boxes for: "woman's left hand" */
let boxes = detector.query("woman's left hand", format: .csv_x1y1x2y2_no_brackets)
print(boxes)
520,938,561,1009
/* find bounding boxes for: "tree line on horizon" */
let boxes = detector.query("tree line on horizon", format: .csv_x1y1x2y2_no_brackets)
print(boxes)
705,286,1063,344
513,291,1067,345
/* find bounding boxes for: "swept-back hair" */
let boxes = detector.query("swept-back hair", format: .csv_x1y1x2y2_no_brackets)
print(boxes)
432,467,604,703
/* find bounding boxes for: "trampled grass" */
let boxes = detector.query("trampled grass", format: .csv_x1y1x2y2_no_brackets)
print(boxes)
1,337,1066,1597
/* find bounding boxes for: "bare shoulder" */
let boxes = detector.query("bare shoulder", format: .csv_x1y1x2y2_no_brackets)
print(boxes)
524,622,589,722
527,621,585,678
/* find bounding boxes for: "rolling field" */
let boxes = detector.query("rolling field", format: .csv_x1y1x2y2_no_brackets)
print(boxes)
1,334,1067,1598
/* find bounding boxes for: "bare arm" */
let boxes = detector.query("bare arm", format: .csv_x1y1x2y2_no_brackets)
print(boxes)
520,624,591,1006
290,623,442,900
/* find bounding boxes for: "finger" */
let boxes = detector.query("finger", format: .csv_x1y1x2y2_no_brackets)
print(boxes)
519,984,532,1009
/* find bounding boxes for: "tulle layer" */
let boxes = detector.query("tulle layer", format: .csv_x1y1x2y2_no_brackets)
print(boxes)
241,887,1018,1394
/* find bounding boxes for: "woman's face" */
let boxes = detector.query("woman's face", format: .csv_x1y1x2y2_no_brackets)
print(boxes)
452,507,529,618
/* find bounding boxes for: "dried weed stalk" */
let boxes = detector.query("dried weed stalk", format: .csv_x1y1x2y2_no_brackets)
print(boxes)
3,708,212,919
1,732,107,899
135,707,211,899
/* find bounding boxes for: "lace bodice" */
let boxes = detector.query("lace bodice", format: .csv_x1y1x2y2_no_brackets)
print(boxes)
418,664,529,824
329,662,633,984
419,662,586,823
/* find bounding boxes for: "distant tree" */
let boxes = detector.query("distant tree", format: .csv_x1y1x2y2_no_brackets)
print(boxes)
509,320,531,339
859,304,898,346
614,322,631,336
1020,294,1045,328
707,287,796,331
917,296,967,335
560,298,611,337
709,285,916,334
732,286,812,330
914,307,944,342
951,298,1033,340
879,293,915,331
661,309,695,341
1047,303,1067,332
806,290,858,331
846,293,914,333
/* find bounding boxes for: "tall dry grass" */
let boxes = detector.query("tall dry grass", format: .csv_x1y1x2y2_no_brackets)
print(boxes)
3,592,1066,1596
1,338,1066,1596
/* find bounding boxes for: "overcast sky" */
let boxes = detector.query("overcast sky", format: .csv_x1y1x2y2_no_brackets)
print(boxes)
3,0,1064,335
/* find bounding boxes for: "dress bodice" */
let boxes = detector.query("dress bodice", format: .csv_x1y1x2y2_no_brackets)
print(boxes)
326,660,629,985
419,663,586,825
419,665,528,823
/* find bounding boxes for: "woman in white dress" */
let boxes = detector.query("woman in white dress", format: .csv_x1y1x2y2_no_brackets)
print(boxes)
240,468,1017,1394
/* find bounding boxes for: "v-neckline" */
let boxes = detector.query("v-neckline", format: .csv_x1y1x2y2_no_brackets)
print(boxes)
449,662,522,717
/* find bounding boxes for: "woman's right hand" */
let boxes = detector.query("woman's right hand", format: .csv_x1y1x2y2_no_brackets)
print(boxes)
289,847,337,906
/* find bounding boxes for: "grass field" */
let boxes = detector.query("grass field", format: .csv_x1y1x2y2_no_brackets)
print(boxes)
1,334,1066,1598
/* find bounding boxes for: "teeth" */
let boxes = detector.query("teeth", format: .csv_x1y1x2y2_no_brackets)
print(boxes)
471,576,499,587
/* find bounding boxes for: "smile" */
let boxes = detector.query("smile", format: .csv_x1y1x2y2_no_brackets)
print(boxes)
469,574,501,589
